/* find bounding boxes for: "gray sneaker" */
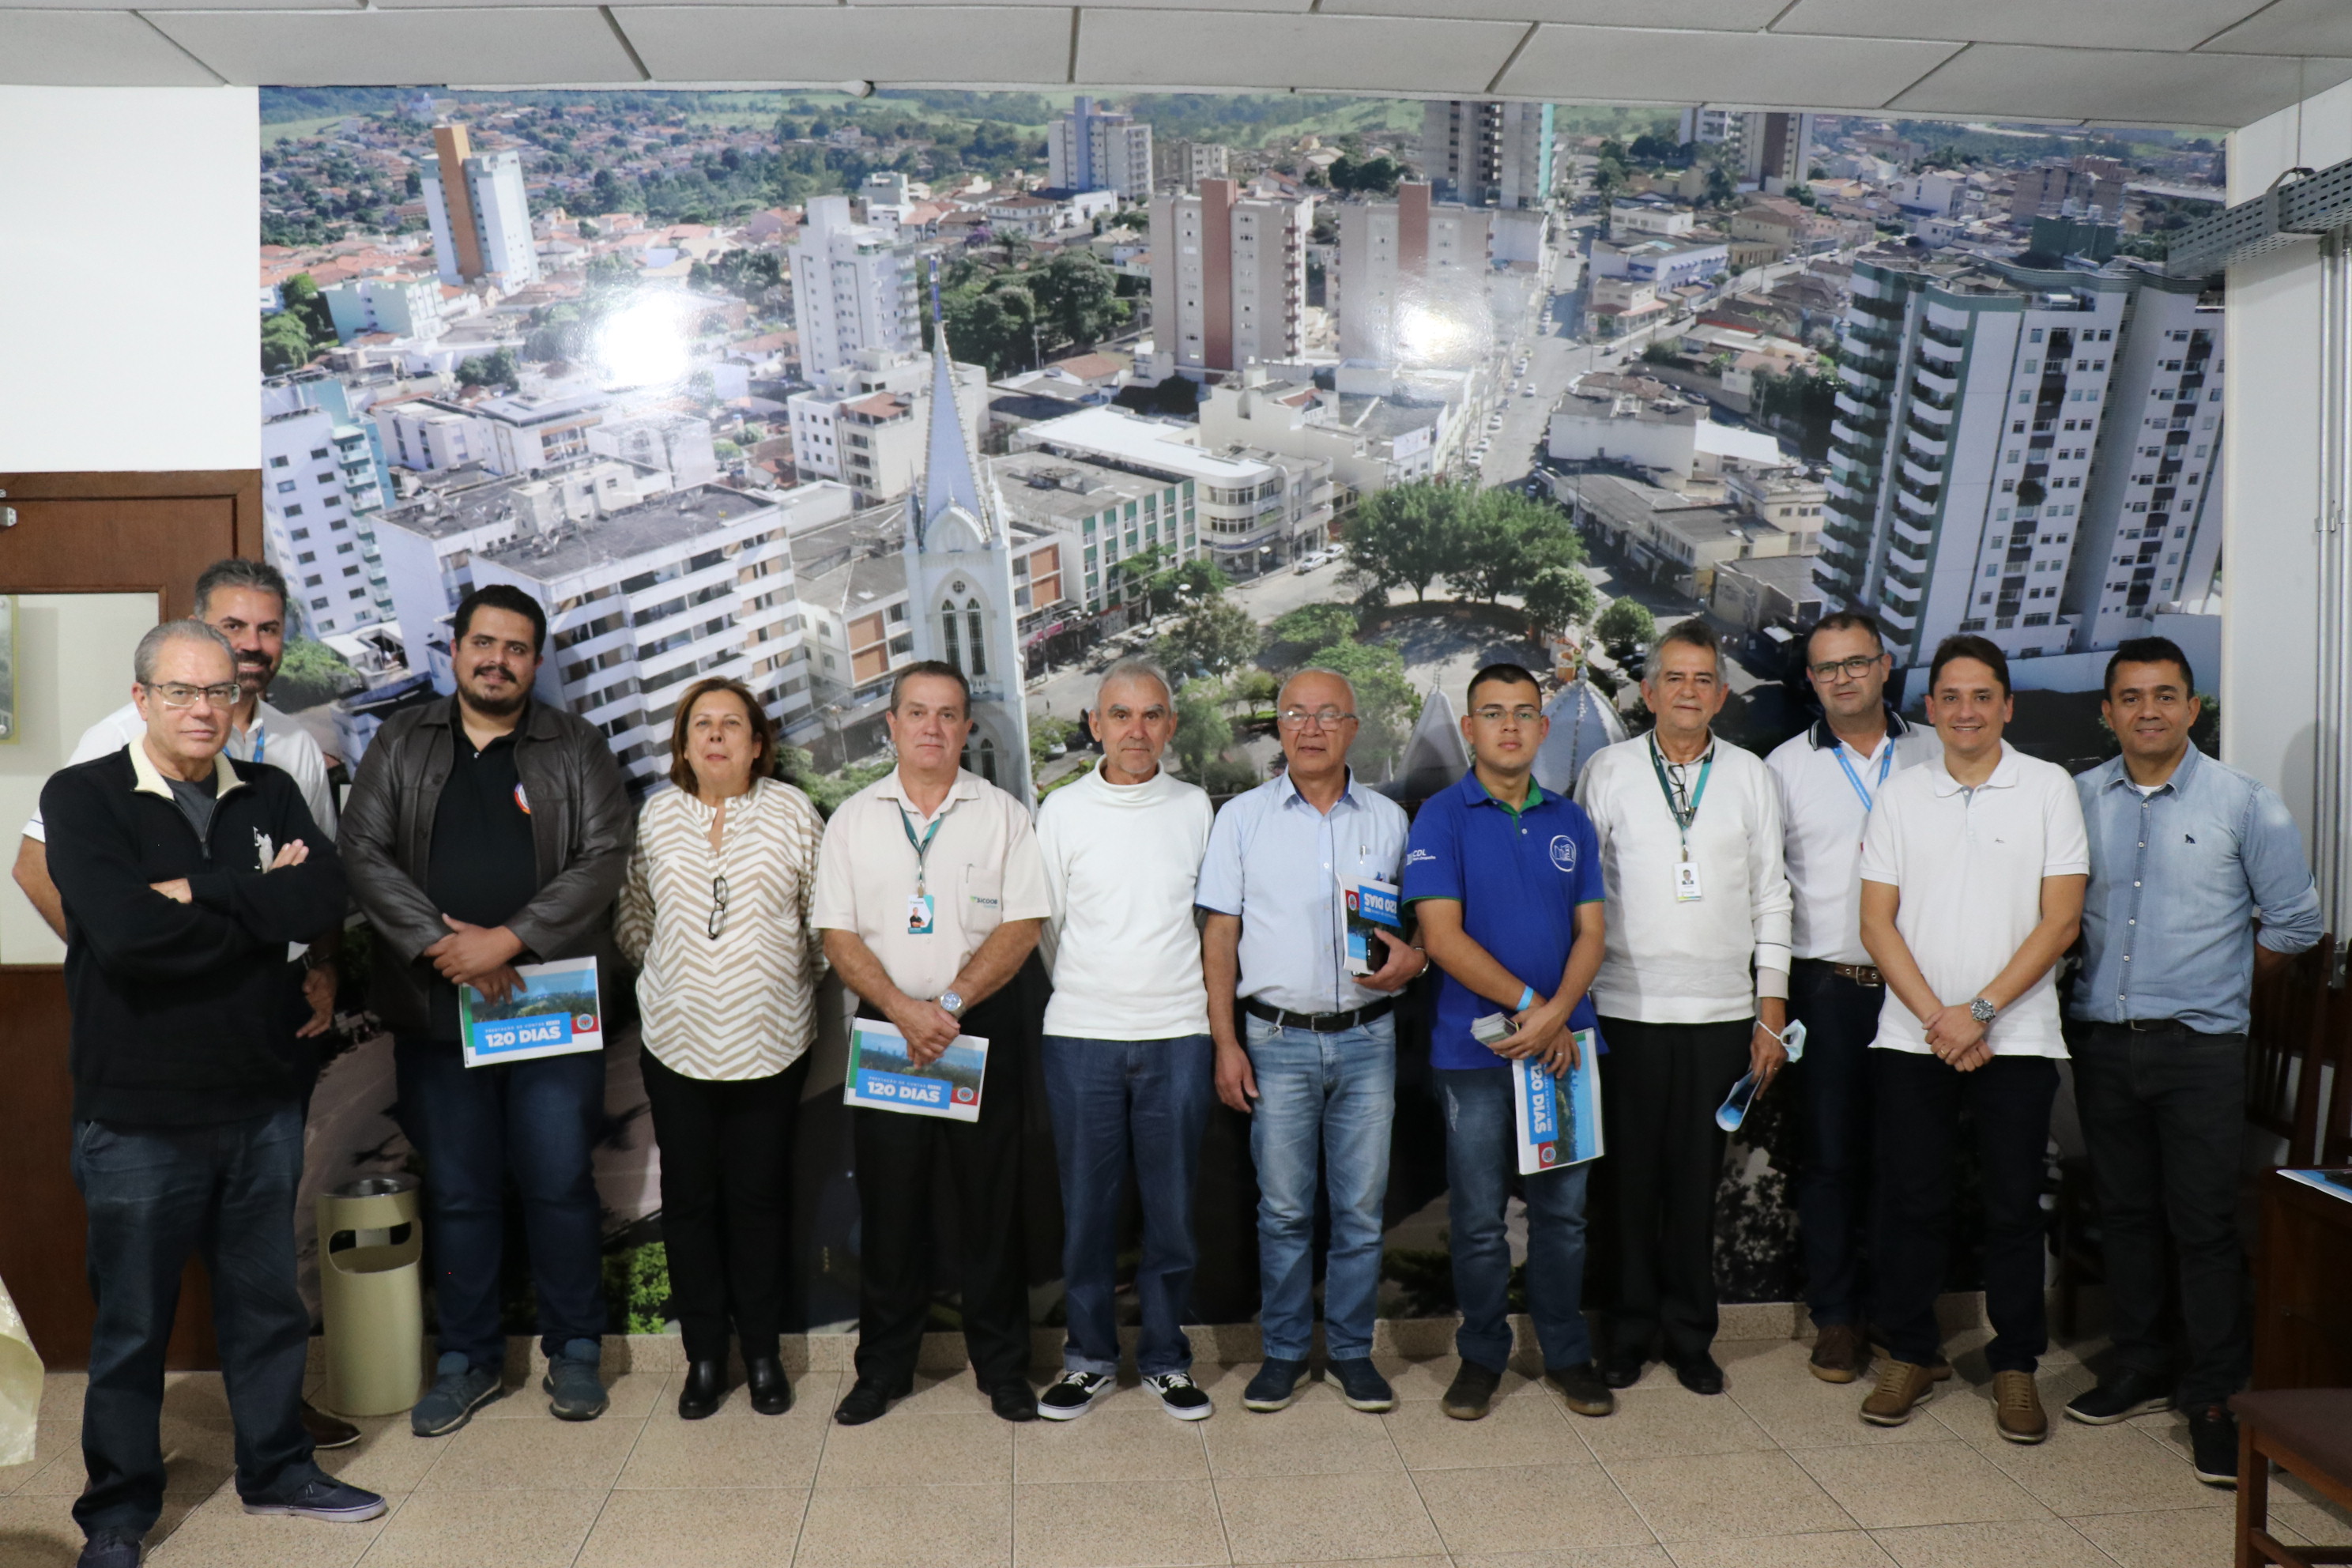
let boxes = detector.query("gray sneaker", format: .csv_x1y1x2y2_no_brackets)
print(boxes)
543,1339,609,1421
411,1351,505,1437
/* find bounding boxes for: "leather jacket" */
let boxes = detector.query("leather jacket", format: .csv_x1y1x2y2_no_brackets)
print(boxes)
341,695,635,1035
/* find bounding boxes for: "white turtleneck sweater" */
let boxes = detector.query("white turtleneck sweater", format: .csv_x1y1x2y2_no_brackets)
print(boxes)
1034,763,1215,1039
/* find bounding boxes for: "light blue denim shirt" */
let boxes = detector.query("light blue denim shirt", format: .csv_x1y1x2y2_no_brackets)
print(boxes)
2070,744,2322,1035
1196,768,1411,1016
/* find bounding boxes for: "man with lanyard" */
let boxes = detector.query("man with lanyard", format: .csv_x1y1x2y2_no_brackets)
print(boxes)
1765,612,1939,1385
1200,667,1420,1417
1406,663,1615,1423
812,661,1053,1426
1576,619,1792,1396
12,557,356,1453
2064,637,2318,1483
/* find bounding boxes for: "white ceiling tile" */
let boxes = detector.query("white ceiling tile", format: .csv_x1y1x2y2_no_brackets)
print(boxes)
1321,0,1785,28
873,0,1305,9
148,8,643,85
614,6,1071,84
1075,9,1526,94
1774,0,2267,53
0,12,222,84
1894,42,2352,125
2202,0,2352,58
1497,24,1960,110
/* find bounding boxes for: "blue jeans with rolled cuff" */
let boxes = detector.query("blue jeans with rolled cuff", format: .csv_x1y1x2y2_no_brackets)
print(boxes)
1437,1064,1594,1373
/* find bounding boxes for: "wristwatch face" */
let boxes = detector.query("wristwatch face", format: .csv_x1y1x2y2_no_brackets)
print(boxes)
1969,998,1996,1023
939,990,963,1016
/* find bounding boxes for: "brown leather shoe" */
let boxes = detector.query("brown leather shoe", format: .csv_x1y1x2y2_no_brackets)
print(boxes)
1993,1370,2048,1445
300,1400,360,1450
1809,1324,1869,1384
1859,1359,1939,1427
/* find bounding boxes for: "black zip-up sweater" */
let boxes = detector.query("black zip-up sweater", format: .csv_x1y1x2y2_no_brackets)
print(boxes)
40,744,346,1126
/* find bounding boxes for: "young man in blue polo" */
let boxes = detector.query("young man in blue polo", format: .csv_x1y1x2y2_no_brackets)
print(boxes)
1405,662,1615,1423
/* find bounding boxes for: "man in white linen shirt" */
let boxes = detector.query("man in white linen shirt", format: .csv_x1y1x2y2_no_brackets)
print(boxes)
1031,659,1217,1423
1577,619,1792,1398
1856,634,2086,1445
1765,611,1939,1385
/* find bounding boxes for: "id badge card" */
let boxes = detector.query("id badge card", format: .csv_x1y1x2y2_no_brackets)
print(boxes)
906,893,937,935
1674,860,1704,903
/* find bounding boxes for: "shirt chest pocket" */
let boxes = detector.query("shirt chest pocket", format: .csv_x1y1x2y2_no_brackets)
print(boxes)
962,865,1004,934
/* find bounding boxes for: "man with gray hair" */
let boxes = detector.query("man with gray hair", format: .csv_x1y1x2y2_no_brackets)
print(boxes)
1032,658,1219,1420
39,620,384,1568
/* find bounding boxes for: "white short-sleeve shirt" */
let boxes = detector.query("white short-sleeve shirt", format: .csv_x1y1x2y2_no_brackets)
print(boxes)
21,697,337,844
1857,740,2090,1057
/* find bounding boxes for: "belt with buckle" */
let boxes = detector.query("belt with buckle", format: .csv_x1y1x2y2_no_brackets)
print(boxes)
1243,997,1394,1034
1830,963,1884,987
2123,1016,2189,1033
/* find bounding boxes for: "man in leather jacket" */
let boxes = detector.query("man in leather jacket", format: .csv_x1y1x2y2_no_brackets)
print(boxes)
341,585,632,1436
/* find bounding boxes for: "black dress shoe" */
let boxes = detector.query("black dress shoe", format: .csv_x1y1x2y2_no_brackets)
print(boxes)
677,1359,727,1420
1600,1351,1648,1390
833,1378,906,1426
746,1355,793,1416
1673,1354,1724,1396
300,1400,360,1450
989,1379,1038,1423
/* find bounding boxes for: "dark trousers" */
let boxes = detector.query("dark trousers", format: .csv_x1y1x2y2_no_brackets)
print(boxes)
1870,1049,2058,1374
2071,1022,2250,1407
71,1106,322,1540
851,990,1030,1391
1594,1016,1751,1364
1039,1034,1213,1378
1788,960,1885,1329
394,1035,609,1368
641,1048,811,1365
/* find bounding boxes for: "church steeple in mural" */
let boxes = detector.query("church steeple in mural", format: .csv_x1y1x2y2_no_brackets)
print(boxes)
904,261,1033,801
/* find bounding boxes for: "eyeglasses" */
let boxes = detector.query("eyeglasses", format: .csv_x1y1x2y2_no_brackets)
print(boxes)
1809,655,1886,680
146,681,241,710
1472,705,1543,726
707,873,729,940
1277,707,1358,730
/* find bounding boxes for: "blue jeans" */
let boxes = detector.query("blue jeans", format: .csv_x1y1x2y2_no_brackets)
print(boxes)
394,1035,607,1368
1437,1066,1594,1372
1243,1014,1395,1362
1040,1035,1213,1377
72,1106,322,1540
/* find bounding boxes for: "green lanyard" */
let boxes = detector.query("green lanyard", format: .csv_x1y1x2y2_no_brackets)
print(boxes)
897,801,953,895
1647,733,1713,861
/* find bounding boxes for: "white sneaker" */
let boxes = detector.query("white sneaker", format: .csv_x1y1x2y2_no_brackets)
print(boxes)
1036,1370,1114,1421
1142,1371,1214,1421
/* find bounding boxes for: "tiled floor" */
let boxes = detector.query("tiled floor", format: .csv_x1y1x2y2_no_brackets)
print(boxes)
6,1336,2347,1568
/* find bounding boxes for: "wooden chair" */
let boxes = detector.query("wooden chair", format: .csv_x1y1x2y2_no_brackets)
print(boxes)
2231,1388,2352,1568
2249,937,2335,1170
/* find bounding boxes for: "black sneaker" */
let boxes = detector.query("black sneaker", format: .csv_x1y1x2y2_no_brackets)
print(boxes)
2064,1369,2173,1427
1327,1359,1395,1413
241,1475,389,1523
410,1352,505,1438
1143,1372,1215,1420
75,1532,141,1568
542,1339,609,1422
1545,1362,1615,1418
1441,1359,1502,1421
1037,1370,1114,1420
1242,1356,1308,1413
2188,1404,2240,1487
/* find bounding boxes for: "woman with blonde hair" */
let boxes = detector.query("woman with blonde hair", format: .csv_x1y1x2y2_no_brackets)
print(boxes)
616,677,825,1419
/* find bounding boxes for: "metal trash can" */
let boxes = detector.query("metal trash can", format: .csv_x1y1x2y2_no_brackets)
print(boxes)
316,1173,424,1416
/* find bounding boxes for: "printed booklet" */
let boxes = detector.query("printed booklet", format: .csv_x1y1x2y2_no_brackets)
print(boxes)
1341,873,1404,978
1512,1029,1603,1174
844,1017,989,1122
2280,1167,2352,1205
458,956,605,1069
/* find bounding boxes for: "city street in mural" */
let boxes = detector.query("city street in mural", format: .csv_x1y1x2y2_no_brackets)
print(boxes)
258,85,2226,1333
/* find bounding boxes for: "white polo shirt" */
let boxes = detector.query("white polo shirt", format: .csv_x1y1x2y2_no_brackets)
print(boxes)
1858,740,2090,1058
811,766,1052,1004
1766,712,1941,965
21,697,337,844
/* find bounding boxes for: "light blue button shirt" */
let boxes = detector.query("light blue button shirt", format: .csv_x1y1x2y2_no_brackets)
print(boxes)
2071,744,2322,1035
1197,769,1411,1016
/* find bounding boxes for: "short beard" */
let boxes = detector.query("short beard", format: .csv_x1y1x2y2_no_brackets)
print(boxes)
461,680,528,718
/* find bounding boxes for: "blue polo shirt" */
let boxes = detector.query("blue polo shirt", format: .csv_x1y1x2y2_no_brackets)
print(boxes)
1402,771,1605,1071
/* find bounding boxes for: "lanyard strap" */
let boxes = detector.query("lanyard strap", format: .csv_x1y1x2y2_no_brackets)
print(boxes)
897,800,953,894
1647,733,1713,859
1832,741,1894,816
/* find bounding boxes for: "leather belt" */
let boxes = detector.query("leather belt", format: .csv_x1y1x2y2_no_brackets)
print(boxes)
1830,963,1883,987
2123,1016,2189,1033
1243,997,1394,1034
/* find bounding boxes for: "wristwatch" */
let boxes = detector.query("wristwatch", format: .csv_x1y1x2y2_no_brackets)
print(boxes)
938,989,965,1017
1969,997,1998,1025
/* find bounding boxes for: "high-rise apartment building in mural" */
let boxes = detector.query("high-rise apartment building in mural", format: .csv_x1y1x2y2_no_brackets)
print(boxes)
789,194,923,380
1049,96,1154,203
1421,100,1555,211
1148,178,1310,380
421,122,538,290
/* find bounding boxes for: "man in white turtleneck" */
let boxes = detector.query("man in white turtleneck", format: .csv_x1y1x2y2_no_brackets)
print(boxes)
1032,658,1218,1423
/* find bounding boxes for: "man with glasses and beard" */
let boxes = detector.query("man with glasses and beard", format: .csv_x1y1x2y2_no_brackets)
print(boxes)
341,584,633,1436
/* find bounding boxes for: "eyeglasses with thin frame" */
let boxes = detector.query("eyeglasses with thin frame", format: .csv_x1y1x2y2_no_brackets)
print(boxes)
1808,654,1886,681
145,681,242,710
1277,707,1358,730
707,873,729,940
1472,705,1544,726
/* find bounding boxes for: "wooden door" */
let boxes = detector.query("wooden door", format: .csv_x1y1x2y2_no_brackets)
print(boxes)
0,469,264,1370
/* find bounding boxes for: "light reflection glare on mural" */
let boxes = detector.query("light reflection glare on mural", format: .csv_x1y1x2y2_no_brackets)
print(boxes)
1393,292,1487,369
595,292,692,389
